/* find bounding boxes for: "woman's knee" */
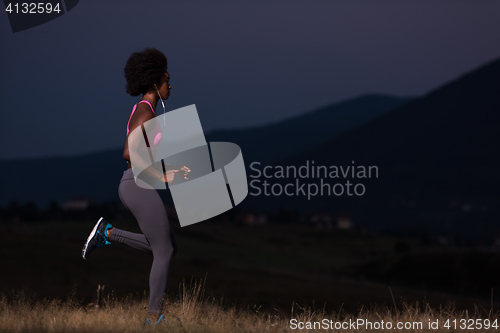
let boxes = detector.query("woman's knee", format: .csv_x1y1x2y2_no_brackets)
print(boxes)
150,238,175,257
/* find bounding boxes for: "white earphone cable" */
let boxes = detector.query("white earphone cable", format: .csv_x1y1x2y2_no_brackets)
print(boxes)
155,85,166,125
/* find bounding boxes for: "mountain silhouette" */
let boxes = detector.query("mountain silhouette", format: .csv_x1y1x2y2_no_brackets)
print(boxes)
206,94,412,165
246,56,500,237
0,95,408,209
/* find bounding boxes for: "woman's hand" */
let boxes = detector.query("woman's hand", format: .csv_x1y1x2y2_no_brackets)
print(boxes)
158,169,178,183
158,166,190,183
180,166,191,179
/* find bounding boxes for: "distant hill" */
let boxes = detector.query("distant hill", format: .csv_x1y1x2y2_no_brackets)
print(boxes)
244,56,500,238
205,94,413,165
0,149,127,209
0,94,410,209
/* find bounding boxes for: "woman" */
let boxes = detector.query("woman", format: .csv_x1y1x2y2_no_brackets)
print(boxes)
81,47,189,326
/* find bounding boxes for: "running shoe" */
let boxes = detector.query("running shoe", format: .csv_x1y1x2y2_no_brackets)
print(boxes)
82,217,112,260
144,314,166,326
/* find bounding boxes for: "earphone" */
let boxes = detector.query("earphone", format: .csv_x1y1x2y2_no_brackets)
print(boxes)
154,84,166,125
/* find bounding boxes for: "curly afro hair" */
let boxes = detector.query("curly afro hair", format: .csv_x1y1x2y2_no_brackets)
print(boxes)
124,47,168,96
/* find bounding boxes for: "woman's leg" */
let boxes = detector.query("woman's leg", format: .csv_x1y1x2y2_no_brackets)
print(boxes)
115,196,178,257
111,227,178,257
111,228,152,254
118,178,175,315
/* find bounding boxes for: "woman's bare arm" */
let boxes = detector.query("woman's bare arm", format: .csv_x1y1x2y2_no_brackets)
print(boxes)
123,103,191,182
123,104,166,181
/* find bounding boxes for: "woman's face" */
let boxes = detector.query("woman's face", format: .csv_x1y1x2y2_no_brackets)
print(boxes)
158,72,171,100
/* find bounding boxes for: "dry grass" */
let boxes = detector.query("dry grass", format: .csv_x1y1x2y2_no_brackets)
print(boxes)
1,278,500,333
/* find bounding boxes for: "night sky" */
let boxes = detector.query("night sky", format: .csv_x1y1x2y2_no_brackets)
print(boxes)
1,0,499,160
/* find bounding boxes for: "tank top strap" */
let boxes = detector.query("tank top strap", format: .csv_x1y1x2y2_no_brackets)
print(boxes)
137,100,157,116
126,100,157,135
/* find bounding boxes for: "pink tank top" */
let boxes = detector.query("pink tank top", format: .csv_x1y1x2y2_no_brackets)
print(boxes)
127,100,162,146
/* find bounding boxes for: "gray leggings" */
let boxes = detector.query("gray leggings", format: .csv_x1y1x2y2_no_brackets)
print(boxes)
114,168,178,315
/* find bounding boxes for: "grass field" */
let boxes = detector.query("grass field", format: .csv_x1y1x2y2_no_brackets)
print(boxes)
2,277,500,332
1,218,500,331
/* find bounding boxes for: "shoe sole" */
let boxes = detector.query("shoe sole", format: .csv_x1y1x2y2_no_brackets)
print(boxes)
82,217,104,260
